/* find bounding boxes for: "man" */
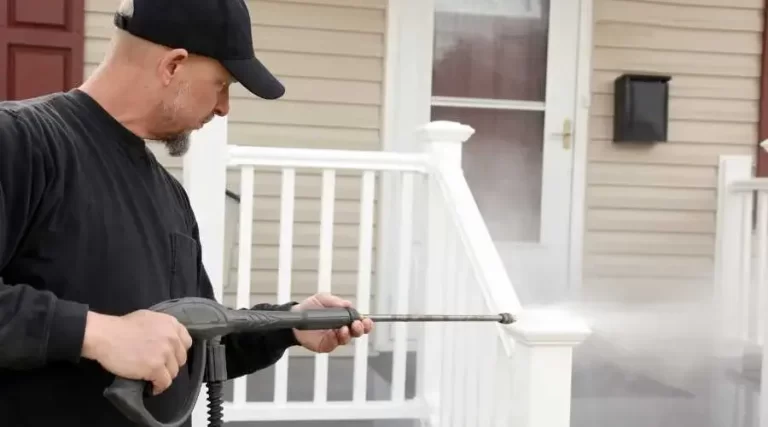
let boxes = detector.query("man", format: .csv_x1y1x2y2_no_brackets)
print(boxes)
0,0,373,425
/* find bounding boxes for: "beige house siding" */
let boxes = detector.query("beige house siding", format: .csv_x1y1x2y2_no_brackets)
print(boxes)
84,0,386,305
583,0,764,302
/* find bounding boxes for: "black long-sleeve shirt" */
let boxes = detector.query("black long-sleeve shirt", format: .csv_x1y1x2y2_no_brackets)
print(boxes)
0,89,299,426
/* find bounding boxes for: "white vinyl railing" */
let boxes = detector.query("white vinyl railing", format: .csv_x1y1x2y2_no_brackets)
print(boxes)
714,153,768,427
182,118,591,426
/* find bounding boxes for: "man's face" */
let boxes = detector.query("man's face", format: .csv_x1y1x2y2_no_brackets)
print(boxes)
155,51,231,156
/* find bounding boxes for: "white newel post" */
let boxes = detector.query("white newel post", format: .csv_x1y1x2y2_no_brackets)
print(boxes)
416,121,474,425
182,115,229,427
506,308,591,427
713,155,753,355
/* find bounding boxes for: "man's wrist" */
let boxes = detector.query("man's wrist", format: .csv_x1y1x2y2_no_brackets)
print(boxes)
81,311,111,361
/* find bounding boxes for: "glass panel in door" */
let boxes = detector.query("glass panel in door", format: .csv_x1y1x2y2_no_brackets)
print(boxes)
430,0,550,243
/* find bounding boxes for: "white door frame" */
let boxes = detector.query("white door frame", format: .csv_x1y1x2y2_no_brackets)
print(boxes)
373,0,593,349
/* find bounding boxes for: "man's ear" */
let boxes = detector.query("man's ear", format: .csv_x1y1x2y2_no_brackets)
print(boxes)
158,48,189,86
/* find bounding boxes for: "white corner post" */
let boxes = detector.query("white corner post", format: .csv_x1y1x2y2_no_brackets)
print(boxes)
505,309,591,427
415,120,474,424
182,115,229,427
713,155,753,357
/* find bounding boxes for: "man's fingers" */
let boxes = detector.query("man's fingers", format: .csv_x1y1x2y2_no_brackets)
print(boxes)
178,324,193,350
350,320,365,337
152,368,173,396
336,326,351,345
362,318,374,333
316,292,351,308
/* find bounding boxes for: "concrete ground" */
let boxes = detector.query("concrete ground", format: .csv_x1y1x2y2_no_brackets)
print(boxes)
214,335,760,427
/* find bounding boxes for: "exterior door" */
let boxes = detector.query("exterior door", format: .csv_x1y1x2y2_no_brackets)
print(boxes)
0,0,84,100
429,0,581,304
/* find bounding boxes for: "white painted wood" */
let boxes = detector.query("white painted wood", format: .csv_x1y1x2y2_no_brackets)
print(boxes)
222,401,429,422
227,145,428,172
194,120,590,424
431,96,546,111
713,155,753,355
234,166,255,405
273,168,296,404
314,169,336,403
391,171,414,402
352,171,376,402
182,115,228,427
505,308,591,427
374,0,436,353
568,0,594,292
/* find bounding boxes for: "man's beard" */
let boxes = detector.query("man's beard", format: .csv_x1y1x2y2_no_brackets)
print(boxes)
164,131,191,157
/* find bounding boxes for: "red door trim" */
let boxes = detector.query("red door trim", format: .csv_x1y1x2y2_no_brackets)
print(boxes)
757,0,768,175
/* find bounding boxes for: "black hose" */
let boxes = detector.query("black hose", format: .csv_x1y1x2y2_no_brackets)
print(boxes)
206,381,224,427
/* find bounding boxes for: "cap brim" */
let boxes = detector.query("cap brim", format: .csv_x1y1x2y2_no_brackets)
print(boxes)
221,57,285,100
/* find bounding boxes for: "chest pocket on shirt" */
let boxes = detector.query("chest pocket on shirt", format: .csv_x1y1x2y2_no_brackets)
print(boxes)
169,232,200,298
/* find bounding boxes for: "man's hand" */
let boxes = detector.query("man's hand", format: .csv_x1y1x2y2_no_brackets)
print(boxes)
292,293,374,353
81,310,193,395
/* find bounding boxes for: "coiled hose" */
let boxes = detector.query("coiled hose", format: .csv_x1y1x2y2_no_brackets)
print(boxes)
204,339,227,427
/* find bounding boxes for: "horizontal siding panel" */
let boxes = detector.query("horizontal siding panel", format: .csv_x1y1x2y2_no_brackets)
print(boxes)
85,12,384,58
593,47,761,77
587,163,717,188
584,254,713,278
84,0,388,12
595,0,763,31
231,76,382,106
581,277,711,303
587,185,716,211
226,269,361,295
229,124,380,150
587,208,715,233
84,41,383,82
249,222,364,248
588,139,755,167
594,23,762,55
592,71,760,100
254,51,383,81
590,116,758,144
590,95,759,124
253,26,384,57
230,245,373,272
624,0,762,8
248,0,386,33
228,99,380,129
585,231,715,256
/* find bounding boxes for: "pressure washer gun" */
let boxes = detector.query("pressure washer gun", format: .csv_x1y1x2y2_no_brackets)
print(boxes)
102,297,515,427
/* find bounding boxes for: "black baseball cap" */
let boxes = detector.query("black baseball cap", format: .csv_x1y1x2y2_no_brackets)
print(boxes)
114,0,285,100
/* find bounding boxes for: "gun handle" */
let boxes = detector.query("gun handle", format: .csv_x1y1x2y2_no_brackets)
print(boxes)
103,339,207,427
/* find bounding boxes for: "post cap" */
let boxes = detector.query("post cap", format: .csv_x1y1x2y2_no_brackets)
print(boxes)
505,307,592,346
417,121,475,143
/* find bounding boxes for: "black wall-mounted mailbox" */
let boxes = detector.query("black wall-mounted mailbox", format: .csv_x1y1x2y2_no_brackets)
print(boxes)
613,73,671,143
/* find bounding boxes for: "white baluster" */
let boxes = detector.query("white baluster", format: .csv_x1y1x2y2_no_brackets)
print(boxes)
353,170,376,402
273,168,296,404
314,169,336,403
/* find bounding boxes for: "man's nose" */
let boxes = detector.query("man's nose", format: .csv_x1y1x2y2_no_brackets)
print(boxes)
214,92,230,116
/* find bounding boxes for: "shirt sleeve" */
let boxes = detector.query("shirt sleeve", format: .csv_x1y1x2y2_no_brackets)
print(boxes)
181,192,299,380
0,110,90,370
